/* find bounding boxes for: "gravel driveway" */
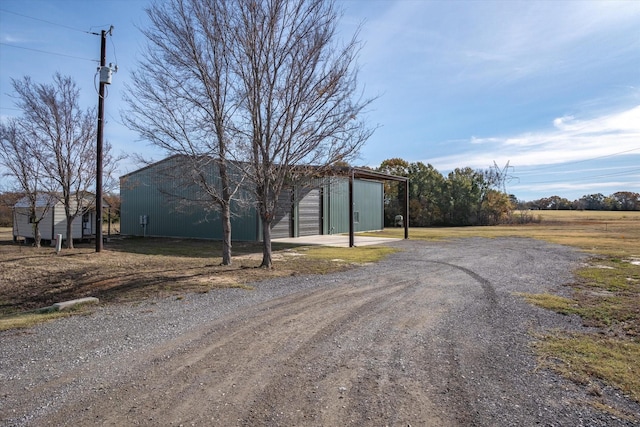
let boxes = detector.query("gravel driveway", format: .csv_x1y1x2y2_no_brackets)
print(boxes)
1,237,639,426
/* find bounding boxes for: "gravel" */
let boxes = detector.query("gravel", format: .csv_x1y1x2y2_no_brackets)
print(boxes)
1,237,639,426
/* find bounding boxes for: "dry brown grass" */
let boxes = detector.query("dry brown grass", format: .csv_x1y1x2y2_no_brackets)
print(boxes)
366,210,640,258
0,228,395,318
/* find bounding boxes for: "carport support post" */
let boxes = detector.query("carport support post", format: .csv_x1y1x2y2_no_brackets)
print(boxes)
349,171,354,247
404,178,409,239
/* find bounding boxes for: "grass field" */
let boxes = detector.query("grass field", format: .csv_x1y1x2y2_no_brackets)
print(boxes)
367,210,640,258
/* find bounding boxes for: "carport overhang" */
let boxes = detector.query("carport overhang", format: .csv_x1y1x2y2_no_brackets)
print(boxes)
337,167,409,247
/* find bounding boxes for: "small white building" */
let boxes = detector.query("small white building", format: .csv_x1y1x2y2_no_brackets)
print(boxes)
12,194,105,244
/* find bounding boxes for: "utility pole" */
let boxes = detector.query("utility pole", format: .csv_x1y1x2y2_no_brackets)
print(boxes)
96,26,114,252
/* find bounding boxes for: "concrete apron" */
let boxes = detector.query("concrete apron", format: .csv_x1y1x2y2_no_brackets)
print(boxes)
272,234,401,248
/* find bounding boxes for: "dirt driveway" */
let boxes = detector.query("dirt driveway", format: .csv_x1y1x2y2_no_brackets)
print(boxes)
1,238,638,426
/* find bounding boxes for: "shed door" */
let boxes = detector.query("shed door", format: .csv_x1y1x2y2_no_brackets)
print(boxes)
271,190,292,239
298,188,321,237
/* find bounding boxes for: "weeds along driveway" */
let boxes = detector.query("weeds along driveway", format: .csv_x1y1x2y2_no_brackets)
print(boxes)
1,237,639,426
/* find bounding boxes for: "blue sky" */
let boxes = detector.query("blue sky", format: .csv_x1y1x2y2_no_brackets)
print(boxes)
1,0,639,201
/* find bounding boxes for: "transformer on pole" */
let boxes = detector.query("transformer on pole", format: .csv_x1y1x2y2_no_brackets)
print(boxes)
95,26,116,252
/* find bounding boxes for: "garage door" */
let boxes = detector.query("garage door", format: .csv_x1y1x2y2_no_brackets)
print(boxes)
271,190,292,239
298,188,321,237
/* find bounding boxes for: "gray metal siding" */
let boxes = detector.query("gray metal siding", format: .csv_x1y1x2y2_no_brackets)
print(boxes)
270,189,292,238
12,207,37,239
297,188,321,236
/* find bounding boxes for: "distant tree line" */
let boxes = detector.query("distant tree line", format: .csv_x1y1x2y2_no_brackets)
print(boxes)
375,158,639,228
516,192,640,211
376,158,513,227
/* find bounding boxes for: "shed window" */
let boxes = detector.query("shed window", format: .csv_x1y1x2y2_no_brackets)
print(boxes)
353,211,360,223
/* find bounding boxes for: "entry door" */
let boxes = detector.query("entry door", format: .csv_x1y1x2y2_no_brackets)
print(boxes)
82,212,92,236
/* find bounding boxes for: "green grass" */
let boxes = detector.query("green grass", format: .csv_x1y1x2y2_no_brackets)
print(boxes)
535,333,640,403
303,245,398,263
521,259,640,337
577,259,640,293
276,245,399,275
518,293,579,315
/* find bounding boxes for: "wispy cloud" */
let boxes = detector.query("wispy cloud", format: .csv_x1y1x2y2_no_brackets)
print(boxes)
356,0,640,91
510,180,640,196
427,105,640,171
1,34,29,43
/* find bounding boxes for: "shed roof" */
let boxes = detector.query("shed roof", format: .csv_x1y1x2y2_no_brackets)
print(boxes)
14,194,60,208
14,193,111,209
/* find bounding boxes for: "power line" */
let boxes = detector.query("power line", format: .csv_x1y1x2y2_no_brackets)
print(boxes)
0,8,100,35
0,42,98,62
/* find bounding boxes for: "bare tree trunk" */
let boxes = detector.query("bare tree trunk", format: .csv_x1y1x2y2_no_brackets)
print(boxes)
260,214,273,269
65,205,74,249
219,158,233,266
221,202,232,266
65,222,73,248
256,182,275,268
31,215,41,248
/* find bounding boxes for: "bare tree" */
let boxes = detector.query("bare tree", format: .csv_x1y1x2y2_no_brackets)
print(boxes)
231,0,374,267
127,0,373,268
124,0,240,265
0,119,52,247
11,73,106,249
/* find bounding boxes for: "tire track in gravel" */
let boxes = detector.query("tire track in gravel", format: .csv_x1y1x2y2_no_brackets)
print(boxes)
44,273,431,426
241,269,451,426
43,257,493,426
425,261,498,307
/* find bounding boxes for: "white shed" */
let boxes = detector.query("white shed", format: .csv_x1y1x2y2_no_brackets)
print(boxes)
12,194,106,244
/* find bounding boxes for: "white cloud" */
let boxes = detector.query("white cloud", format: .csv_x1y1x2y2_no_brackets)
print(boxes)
1,35,26,43
553,116,577,131
428,105,640,170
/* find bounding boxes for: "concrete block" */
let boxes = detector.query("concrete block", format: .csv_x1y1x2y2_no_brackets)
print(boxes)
52,297,99,311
